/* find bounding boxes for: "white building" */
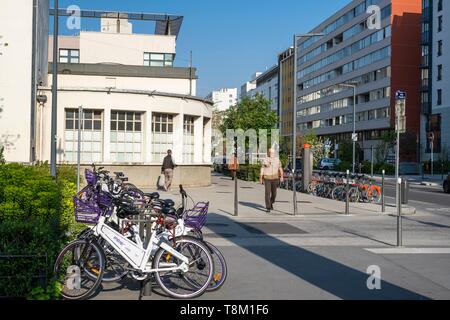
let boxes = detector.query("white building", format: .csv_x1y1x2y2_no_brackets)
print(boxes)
205,88,238,112
240,72,262,99
0,1,213,187
251,66,279,113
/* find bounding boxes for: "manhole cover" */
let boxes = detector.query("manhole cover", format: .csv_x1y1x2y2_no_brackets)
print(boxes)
204,233,236,239
236,222,308,235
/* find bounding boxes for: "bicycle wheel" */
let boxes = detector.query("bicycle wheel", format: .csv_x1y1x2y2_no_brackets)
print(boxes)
53,239,105,300
369,187,382,203
153,237,213,299
348,187,360,203
204,241,227,291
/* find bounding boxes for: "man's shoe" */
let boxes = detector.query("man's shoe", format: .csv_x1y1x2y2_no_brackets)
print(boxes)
266,209,271,213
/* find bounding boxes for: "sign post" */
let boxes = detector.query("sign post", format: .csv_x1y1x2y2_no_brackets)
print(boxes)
395,90,406,247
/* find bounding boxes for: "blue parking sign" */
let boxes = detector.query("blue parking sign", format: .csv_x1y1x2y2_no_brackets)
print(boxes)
395,90,406,100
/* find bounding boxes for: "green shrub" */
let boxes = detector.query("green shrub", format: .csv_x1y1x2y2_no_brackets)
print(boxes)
0,163,79,298
374,163,395,175
337,161,352,172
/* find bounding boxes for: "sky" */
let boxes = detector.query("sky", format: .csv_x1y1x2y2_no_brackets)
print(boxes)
52,0,350,97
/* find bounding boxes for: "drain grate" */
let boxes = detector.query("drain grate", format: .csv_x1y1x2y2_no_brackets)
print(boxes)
236,222,308,235
216,191,232,194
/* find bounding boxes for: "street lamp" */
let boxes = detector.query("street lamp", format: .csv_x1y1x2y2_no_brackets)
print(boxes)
292,32,324,215
338,82,358,174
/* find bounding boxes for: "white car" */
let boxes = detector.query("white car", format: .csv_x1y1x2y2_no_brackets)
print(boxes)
318,158,341,171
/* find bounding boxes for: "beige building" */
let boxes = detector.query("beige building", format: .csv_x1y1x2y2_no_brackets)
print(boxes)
0,2,213,187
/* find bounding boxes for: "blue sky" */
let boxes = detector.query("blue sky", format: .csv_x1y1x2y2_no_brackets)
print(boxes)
52,0,350,97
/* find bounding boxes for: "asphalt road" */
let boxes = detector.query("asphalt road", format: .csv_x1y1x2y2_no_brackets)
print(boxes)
383,182,449,210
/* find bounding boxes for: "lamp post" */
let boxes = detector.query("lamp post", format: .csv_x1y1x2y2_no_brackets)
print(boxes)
292,32,324,215
338,82,358,174
50,0,59,178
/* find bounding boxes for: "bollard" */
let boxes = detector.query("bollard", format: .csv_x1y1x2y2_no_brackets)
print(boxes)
381,170,386,213
397,177,403,247
345,170,350,215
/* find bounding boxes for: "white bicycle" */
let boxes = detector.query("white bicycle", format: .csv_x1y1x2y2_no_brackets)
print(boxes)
54,213,214,300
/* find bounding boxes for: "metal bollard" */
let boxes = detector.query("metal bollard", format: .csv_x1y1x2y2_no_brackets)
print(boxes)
345,170,350,215
397,177,403,247
381,170,385,213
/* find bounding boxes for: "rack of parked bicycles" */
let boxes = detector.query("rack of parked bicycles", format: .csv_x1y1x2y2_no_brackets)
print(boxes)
54,164,226,300
279,170,382,204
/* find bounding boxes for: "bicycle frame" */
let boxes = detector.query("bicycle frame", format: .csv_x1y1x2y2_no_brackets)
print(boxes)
93,216,189,274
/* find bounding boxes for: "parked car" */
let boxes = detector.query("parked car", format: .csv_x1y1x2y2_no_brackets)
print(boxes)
318,158,341,171
444,173,450,194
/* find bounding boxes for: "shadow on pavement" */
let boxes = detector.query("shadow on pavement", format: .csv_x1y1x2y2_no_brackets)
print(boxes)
207,212,431,300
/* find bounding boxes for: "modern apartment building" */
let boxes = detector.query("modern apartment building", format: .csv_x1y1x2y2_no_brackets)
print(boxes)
295,0,422,162
420,0,450,162
205,88,238,112
0,3,213,187
278,47,295,153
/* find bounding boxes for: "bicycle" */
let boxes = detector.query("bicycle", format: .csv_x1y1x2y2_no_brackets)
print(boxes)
54,168,214,300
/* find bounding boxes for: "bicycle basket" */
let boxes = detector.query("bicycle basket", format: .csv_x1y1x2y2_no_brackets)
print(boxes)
85,169,97,186
73,195,102,225
184,202,209,229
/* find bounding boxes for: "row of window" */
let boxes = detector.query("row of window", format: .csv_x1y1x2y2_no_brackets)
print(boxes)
298,107,390,130
298,26,391,78
297,86,390,117
298,66,390,104
299,4,391,66
58,49,175,67
301,46,391,89
299,0,385,52
64,110,201,163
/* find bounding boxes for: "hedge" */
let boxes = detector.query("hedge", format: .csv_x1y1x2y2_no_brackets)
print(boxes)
0,163,81,298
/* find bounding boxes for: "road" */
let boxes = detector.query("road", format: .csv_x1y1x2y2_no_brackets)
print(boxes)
383,181,449,212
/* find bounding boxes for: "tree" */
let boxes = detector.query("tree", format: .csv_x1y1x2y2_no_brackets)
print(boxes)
375,130,395,164
220,94,279,157
220,94,278,133
297,129,325,166
0,145,5,164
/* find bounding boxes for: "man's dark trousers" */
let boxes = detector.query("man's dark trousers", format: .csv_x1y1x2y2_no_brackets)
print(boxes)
264,179,279,209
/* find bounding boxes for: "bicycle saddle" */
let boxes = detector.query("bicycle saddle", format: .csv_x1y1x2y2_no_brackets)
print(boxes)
161,199,175,208
144,192,160,200
162,207,177,216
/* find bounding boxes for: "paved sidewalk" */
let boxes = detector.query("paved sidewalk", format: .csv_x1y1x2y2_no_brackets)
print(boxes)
157,172,414,218
91,173,450,300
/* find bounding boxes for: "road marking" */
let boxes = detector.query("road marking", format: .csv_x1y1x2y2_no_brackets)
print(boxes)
366,248,450,254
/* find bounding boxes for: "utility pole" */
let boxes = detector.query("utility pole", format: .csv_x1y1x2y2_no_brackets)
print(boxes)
234,136,238,216
77,106,83,192
50,0,59,178
339,83,357,173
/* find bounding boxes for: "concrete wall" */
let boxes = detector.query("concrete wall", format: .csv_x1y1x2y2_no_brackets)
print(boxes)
80,32,176,66
0,0,33,162
79,164,212,188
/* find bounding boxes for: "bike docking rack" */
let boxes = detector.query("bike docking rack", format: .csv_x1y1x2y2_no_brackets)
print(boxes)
121,213,154,299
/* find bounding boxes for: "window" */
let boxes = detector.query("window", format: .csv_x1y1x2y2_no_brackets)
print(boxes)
438,0,443,12
144,52,174,67
437,89,442,105
110,111,142,163
438,16,443,32
438,40,443,56
64,109,102,163
437,64,443,81
183,116,195,163
59,49,79,63
152,113,174,162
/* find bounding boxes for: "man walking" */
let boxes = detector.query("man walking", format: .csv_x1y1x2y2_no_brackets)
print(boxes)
260,148,284,213
161,150,176,191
